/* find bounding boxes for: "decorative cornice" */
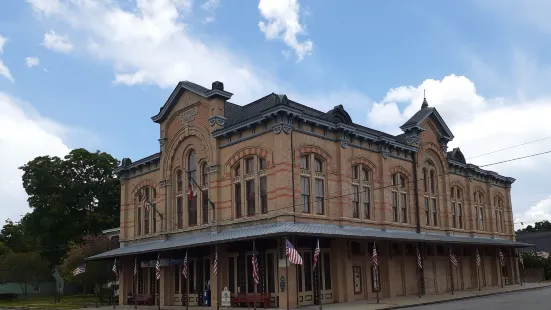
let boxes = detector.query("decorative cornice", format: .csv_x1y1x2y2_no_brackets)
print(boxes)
208,115,227,126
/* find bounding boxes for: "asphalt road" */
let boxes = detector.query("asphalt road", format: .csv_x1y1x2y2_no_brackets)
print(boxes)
405,286,551,310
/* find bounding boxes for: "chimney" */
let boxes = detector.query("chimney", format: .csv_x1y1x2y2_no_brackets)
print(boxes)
212,81,224,91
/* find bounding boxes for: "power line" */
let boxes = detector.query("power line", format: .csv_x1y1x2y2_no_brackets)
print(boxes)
467,136,551,160
479,150,551,168
10,147,551,255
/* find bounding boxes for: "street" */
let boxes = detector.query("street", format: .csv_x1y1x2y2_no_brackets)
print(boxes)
406,286,551,310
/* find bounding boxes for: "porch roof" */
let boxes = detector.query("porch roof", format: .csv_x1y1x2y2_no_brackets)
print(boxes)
87,222,532,261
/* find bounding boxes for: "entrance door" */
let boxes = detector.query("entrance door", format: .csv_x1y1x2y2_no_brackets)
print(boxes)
297,250,314,306
318,251,333,304
264,251,277,307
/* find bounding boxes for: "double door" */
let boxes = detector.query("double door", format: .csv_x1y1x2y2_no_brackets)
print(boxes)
173,257,211,306
297,249,333,307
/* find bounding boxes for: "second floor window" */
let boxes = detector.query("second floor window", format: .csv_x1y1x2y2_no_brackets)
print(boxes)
233,155,268,218
494,196,505,233
300,154,325,215
351,165,372,219
135,186,157,236
391,173,408,223
423,161,438,227
474,191,485,231
187,150,198,226
451,186,464,229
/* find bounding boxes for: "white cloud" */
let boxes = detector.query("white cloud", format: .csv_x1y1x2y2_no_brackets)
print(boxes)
515,196,551,230
367,74,551,229
43,30,74,53
25,57,40,67
258,0,313,62
27,0,271,103
201,0,219,23
0,34,14,83
0,93,71,223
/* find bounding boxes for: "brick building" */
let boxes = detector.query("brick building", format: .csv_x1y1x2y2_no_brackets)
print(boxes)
90,81,529,308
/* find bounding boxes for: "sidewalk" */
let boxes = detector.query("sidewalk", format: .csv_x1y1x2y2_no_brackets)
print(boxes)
300,282,551,310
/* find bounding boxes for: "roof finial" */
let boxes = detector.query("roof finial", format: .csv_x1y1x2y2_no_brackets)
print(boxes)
421,89,429,109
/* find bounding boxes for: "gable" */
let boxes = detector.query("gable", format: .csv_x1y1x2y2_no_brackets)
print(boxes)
151,81,233,124
400,106,454,141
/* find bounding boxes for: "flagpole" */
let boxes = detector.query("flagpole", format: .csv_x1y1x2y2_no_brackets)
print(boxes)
216,245,220,310
253,240,257,310
373,242,379,304
134,256,138,309
448,246,454,295
284,237,290,310
416,243,421,298
186,250,190,310
476,249,481,292
317,241,322,310
113,259,117,309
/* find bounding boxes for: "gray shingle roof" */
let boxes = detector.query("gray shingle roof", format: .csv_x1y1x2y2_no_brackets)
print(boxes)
88,222,531,261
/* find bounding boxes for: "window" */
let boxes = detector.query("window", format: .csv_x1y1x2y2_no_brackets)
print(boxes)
232,155,268,218
245,157,254,174
423,161,438,226
202,163,209,186
235,183,242,218
246,180,255,216
300,154,326,215
175,169,184,229
424,197,430,226
202,189,209,224
451,186,464,229
188,150,197,226
260,177,268,214
300,177,310,213
351,165,373,219
494,196,505,233
135,186,157,236
391,173,408,223
474,191,485,231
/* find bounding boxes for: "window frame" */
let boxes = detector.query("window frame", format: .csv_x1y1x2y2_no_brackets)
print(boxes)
300,154,326,215
232,155,268,218
391,172,408,223
351,164,373,220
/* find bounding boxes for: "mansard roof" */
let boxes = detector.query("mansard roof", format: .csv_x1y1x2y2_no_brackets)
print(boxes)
151,81,233,123
447,147,466,164
400,102,454,141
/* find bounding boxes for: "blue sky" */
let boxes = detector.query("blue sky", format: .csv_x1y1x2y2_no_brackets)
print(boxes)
1,0,551,229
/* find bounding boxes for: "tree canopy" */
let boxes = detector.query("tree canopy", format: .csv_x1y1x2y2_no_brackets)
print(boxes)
3,148,122,266
517,220,551,233
0,251,51,294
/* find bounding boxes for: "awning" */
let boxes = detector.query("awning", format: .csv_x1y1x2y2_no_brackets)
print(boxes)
88,222,532,261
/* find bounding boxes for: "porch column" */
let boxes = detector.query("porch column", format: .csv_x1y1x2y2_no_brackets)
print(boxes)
119,257,132,305
278,239,298,309
160,266,170,306
211,243,227,309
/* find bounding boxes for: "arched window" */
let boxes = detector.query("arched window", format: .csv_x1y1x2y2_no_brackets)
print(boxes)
188,150,197,226
474,191,485,231
135,186,157,236
391,173,408,223
423,161,438,227
175,169,184,229
233,155,268,218
351,164,372,219
494,196,505,233
300,154,325,215
451,186,464,229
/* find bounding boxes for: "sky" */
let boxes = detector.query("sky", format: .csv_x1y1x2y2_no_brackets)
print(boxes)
1,0,551,231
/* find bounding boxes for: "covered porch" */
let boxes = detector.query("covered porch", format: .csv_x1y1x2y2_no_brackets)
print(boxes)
88,222,531,309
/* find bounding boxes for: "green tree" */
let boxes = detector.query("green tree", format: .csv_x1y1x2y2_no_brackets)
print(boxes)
0,251,51,295
518,220,551,232
19,148,120,266
60,235,119,288
0,219,34,253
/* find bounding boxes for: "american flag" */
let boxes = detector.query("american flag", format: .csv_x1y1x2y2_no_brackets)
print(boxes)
313,239,320,271
73,264,86,276
518,253,524,267
449,248,458,267
134,257,138,276
476,249,481,266
499,250,505,266
182,251,188,278
252,241,259,285
187,173,196,201
285,238,303,265
213,246,218,276
416,245,422,269
372,242,378,268
112,259,118,275
155,254,161,280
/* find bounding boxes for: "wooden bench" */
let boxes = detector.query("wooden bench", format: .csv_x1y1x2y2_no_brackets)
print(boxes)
134,294,153,305
231,293,271,308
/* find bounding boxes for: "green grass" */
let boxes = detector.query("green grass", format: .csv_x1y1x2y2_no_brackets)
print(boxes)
0,295,99,309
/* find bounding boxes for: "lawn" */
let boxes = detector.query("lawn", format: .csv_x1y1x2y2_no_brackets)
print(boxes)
0,295,101,309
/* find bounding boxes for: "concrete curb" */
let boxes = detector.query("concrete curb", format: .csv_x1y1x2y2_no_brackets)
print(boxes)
384,284,551,309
